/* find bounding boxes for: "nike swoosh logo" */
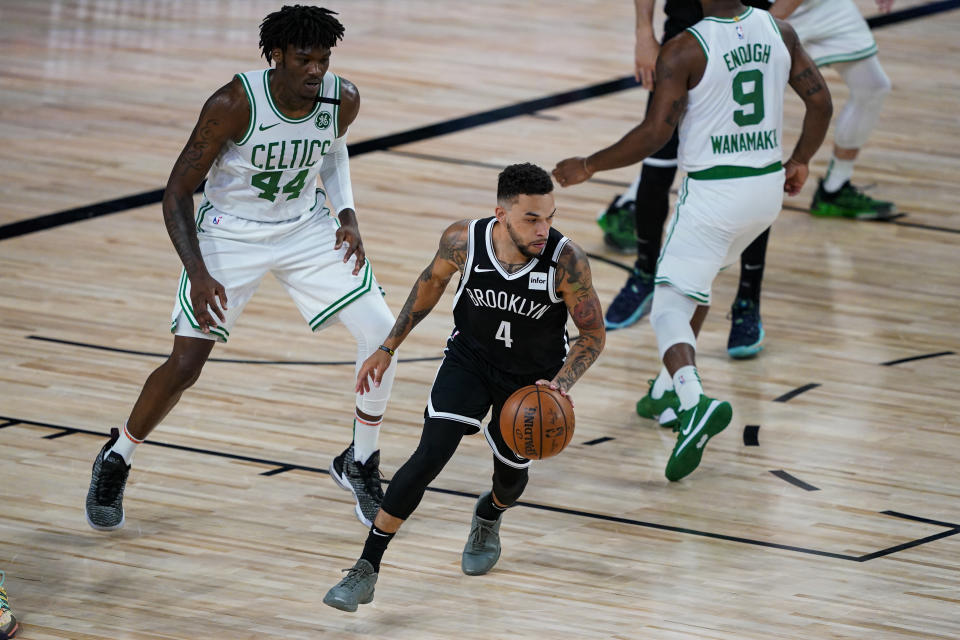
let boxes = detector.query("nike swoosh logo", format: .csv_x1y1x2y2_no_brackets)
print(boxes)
258,123,280,131
474,265,495,273
371,529,390,537
676,402,716,456
681,408,697,436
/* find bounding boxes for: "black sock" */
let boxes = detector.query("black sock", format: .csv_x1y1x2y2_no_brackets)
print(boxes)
476,493,507,521
737,228,770,304
360,525,395,572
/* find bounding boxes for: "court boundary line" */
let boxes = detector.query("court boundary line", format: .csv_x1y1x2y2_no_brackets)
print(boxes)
4,413,958,563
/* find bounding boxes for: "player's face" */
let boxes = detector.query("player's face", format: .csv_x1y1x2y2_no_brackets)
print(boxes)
273,44,332,100
501,193,556,259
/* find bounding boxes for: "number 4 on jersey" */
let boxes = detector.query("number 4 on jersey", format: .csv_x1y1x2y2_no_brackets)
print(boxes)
495,320,513,348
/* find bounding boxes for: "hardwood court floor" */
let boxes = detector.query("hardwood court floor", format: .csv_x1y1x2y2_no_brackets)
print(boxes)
1,1,959,638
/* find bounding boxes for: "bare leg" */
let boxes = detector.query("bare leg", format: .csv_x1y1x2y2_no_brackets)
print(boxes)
126,336,215,440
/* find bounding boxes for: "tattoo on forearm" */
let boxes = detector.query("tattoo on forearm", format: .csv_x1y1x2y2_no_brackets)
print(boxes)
665,96,687,126
553,244,604,391
555,331,603,391
164,193,203,273
791,66,823,97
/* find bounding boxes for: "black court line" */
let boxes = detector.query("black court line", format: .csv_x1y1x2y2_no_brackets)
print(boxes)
583,436,615,446
3,1,957,243
770,469,820,491
0,420,21,429
881,351,955,366
584,252,634,273
773,383,820,403
5,412,957,562
743,425,760,446
27,335,443,366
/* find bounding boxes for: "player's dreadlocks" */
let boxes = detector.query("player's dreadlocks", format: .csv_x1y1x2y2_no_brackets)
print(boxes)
497,163,554,204
259,5,345,62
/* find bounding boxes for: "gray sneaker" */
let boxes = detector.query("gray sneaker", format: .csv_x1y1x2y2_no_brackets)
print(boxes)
461,492,502,576
330,444,384,527
85,428,130,531
323,559,378,612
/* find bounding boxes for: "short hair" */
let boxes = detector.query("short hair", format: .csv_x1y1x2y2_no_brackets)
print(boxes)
259,5,345,61
496,163,554,204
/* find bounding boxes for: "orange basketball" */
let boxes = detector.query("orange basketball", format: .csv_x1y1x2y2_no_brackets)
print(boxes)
499,385,575,460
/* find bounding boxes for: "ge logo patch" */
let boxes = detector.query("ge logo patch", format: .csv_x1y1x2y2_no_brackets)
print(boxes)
315,111,332,130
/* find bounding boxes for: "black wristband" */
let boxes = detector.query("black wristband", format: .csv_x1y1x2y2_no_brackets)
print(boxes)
378,344,395,357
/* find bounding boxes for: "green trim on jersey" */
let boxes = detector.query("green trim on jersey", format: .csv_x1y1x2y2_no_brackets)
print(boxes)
261,70,323,123
702,7,753,23
687,27,710,59
653,275,711,304
175,268,229,341
687,161,782,180
766,13,782,39
333,74,342,138
195,201,213,233
309,258,373,330
815,44,878,67
656,177,689,272
235,73,257,145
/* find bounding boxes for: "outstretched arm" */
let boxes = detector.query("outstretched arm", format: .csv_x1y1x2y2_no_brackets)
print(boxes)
355,220,469,393
779,19,833,195
552,33,702,186
539,242,606,397
633,0,659,88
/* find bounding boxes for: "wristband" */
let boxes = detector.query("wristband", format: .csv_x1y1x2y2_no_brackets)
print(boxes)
378,344,395,357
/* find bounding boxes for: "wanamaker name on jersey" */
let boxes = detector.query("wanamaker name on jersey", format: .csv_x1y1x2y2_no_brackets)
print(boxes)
463,288,551,319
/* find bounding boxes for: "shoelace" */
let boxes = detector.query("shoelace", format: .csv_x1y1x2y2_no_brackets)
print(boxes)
467,520,494,551
96,455,129,504
354,460,384,501
338,564,371,588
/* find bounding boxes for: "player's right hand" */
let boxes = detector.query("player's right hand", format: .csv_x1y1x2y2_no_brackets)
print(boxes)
188,270,228,333
356,349,392,394
635,31,660,89
783,158,808,196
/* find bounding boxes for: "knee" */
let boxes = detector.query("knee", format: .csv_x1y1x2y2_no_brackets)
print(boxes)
163,351,207,391
492,467,529,506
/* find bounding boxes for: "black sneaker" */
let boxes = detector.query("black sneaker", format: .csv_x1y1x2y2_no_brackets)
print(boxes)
85,428,130,531
330,444,383,527
604,269,655,329
810,179,895,219
727,298,764,359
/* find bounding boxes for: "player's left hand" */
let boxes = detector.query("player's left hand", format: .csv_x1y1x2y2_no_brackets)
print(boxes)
783,158,808,196
535,379,575,408
335,209,366,276
551,157,593,188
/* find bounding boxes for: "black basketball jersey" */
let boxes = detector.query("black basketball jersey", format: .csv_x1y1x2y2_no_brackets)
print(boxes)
449,217,570,377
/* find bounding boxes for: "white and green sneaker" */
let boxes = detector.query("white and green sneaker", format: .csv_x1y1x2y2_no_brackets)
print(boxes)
636,379,681,429
664,395,732,482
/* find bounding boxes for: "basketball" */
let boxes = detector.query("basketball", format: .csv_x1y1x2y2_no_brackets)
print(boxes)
499,385,575,460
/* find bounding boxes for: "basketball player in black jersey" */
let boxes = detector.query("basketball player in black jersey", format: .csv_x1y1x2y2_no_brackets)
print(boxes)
323,163,605,611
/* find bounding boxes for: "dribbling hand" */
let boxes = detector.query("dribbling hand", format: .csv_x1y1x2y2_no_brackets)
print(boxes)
535,379,574,408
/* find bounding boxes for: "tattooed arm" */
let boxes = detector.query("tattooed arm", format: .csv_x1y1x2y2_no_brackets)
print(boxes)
355,220,469,393
780,19,833,195
542,242,606,395
552,33,703,186
162,78,249,332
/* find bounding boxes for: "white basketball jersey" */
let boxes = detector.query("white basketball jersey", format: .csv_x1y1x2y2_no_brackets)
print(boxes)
203,69,342,222
678,7,790,176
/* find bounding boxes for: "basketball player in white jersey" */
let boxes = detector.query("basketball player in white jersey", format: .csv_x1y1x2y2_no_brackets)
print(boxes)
85,6,395,531
769,0,896,218
554,0,833,481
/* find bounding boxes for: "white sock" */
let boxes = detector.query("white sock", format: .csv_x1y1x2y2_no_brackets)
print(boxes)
352,412,382,464
615,174,642,206
672,366,703,411
109,422,141,464
823,157,855,193
651,367,674,399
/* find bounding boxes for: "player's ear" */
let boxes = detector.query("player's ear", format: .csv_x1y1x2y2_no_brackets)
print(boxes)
271,48,284,66
494,204,508,223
